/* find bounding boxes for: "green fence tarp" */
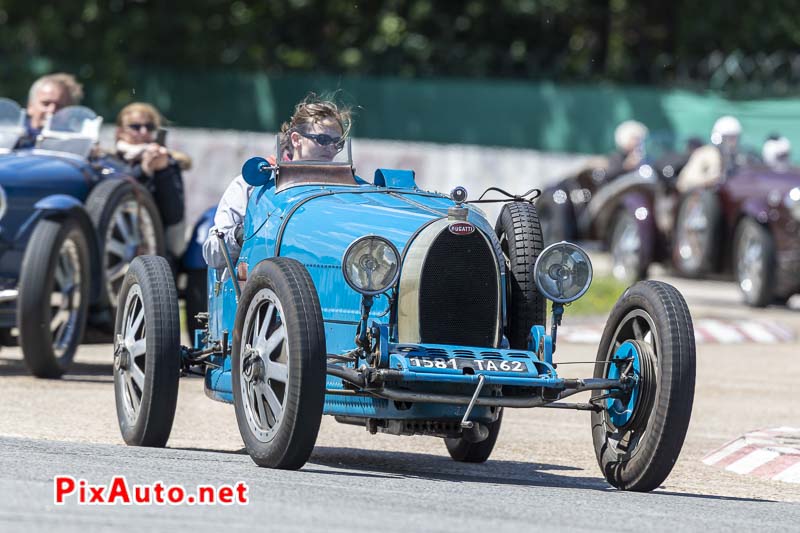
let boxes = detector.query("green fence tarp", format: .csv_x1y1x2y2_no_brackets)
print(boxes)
82,69,800,156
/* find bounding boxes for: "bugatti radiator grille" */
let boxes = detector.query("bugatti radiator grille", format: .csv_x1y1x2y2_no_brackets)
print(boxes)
418,230,499,346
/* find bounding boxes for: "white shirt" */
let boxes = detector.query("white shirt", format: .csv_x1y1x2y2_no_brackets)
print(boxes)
202,174,254,269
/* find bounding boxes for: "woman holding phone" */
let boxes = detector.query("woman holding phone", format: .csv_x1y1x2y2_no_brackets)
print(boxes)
114,102,188,259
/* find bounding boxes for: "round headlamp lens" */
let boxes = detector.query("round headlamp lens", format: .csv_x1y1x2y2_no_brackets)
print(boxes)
342,236,400,295
534,242,593,303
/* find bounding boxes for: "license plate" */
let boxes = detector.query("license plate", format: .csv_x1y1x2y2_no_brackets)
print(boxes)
407,356,528,373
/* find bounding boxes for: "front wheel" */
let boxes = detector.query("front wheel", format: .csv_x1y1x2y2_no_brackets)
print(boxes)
734,218,775,307
113,255,181,447
232,257,326,470
591,281,695,491
18,218,91,378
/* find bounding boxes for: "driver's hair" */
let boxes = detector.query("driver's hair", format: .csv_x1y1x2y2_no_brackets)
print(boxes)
279,93,352,159
28,73,83,106
115,102,165,129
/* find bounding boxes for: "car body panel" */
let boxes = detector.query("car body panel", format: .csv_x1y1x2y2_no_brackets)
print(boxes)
718,167,800,296
202,175,513,418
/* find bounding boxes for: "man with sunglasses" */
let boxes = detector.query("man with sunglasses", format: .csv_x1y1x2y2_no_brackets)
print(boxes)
203,94,351,269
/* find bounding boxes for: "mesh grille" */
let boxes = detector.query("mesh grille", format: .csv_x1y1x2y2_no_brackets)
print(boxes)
419,230,498,347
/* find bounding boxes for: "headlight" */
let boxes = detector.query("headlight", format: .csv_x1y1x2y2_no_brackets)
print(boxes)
0,185,6,221
342,236,401,295
786,187,800,222
534,241,593,303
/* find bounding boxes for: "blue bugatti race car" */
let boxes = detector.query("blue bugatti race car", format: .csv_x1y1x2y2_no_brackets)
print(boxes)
0,98,210,378
113,139,696,491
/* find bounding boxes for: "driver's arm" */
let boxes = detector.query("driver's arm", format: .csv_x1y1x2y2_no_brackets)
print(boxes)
202,175,252,269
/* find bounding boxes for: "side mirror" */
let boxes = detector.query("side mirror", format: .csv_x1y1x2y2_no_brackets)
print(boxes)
242,156,274,187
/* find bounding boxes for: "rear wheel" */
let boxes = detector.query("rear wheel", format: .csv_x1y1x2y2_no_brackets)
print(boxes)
232,257,326,469
113,255,181,447
444,408,503,463
591,281,695,491
18,218,90,378
86,179,165,315
609,210,650,282
672,190,720,277
495,202,547,349
734,218,775,307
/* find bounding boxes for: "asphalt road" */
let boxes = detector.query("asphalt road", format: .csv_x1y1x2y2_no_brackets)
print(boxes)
1,262,799,531
2,436,799,533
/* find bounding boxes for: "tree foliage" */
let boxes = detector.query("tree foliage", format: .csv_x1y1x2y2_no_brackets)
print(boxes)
2,0,800,105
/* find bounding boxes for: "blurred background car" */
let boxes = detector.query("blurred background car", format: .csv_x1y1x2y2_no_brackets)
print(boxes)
2,0,800,322
0,99,212,377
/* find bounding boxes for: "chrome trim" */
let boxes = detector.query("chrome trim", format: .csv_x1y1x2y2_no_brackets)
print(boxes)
341,235,401,296
0,185,6,221
397,220,502,346
0,289,18,303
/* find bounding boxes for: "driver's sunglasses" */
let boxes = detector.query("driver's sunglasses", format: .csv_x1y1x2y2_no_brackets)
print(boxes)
126,122,157,132
297,130,345,150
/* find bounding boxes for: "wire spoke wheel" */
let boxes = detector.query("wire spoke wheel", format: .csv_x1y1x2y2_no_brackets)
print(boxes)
610,212,646,282
18,219,90,378
104,201,158,307
86,179,165,321
676,197,706,271
673,190,720,277
50,235,84,358
734,218,775,307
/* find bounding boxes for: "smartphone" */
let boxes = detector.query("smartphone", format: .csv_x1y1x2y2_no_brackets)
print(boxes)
156,128,168,146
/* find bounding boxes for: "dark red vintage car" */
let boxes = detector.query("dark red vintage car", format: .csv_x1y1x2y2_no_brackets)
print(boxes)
538,149,800,307
672,165,800,306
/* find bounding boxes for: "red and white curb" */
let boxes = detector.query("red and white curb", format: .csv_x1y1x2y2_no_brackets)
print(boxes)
559,318,795,344
702,427,800,484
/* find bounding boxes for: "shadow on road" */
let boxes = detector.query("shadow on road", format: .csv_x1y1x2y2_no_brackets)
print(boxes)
309,446,609,490
307,446,776,502
0,355,112,382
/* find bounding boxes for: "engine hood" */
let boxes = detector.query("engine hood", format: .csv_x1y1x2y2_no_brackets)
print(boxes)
0,153,92,241
0,152,91,199
277,190,455,264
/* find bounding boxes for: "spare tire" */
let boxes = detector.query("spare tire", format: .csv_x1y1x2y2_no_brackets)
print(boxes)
86,179,165,314
494,202,547,349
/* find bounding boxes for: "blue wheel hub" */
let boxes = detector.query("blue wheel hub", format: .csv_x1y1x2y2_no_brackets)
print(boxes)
606,340,641,427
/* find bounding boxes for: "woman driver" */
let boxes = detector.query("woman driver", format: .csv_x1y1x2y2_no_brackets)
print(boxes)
202,94,351,270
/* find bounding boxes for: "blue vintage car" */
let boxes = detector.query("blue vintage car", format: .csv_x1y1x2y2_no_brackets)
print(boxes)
113,140,696,491
0,98,210,378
